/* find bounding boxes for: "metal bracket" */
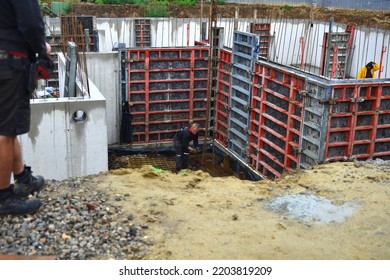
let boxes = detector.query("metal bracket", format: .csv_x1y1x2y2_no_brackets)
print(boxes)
319,99,336,105
351,97,365,103
292,146,302,154
256,84,264,89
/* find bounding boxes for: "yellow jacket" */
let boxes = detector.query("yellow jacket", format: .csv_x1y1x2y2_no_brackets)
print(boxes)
357,62,380,79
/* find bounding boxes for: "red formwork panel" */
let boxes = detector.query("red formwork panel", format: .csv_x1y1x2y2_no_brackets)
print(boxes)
215,49,232,148
126,48,209,144
249,63,304,179
325,83,390,161
250,23,271,58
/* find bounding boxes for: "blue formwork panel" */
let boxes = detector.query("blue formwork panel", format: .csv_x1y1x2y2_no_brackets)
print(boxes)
228,31,259,161
299,81,331,169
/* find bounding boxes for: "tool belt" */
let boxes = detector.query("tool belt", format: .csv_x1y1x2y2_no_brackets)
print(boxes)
0,50,23,60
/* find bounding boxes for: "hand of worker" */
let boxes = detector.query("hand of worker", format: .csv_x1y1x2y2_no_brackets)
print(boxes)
46,42,51,54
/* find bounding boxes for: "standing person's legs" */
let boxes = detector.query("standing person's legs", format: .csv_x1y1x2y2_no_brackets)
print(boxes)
182,152,190,169
0,58,42,215
12,137,24,175
0,136,15,189
174,143,184,172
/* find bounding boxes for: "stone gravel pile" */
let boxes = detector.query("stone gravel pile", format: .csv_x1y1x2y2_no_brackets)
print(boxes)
0,177,151,260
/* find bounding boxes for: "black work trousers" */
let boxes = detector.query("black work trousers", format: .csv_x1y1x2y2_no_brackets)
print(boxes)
174,143,190,172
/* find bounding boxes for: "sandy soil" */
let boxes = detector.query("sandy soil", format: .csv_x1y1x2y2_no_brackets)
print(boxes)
93,158,390,260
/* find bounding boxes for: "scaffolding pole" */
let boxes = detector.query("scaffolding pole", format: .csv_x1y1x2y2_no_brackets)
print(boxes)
202,0,218,167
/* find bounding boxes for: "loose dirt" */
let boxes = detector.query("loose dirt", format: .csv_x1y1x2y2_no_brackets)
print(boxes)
68,3,390,30
93,158,390,260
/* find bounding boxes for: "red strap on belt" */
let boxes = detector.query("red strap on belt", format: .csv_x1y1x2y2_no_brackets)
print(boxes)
7,50,27,58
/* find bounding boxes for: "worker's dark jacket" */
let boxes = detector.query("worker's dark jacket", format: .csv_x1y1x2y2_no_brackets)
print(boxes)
173,127,199,153
0,0,46,58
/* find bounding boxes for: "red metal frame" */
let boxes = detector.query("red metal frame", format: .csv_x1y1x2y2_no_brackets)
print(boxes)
126,47,210,144
325,83,390,160
300,37,305,70
249,63,304,178
215,49,232,147
379,46,387,79
250,23,271,58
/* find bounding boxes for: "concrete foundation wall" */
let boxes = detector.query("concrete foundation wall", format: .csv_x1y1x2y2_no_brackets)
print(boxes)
92,18,390,79
19,54,108,181
85,52,120,145
44,17,390,79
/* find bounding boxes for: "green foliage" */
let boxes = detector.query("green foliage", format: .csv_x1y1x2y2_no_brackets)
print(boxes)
151,0,168,5
280,5,292,11
172,0,196,6
217,0,225,5
144,5,169,17
133,0,149,4
94,0,141,4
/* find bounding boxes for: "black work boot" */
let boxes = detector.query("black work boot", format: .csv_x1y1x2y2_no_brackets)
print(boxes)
0,185,42,216
13,165,45,197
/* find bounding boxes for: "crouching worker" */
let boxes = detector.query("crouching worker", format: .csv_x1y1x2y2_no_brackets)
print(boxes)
357,61,380,79
173,123,201,172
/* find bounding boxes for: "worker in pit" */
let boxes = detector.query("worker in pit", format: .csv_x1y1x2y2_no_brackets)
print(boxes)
173,123,202,172
357,61,380,79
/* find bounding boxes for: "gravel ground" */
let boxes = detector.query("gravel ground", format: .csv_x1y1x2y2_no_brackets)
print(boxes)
0,176,150,260
1,158,388,259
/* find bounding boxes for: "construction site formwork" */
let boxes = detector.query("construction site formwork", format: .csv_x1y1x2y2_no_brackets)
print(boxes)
213,32,390,179
228,31,259,162
118,29,389,179
249,62,305,179
301,80,390,166
215,49,232,148
120,47,209,144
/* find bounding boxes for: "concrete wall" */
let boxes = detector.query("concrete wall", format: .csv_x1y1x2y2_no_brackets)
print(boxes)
45,17,390,79
85,52,120,145
92,18,390,79
19,53,108,181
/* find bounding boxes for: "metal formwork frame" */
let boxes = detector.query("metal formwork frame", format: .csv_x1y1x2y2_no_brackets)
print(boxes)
228,31,259,162
124,47,209,144
249,62,305,178
250,23,271,59
215,49,232,147
325,82,390,160
300,80,331,168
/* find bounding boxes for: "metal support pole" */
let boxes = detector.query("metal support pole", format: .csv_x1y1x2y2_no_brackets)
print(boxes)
300,37,305,70
379,46,387,78
234,7,239,31
331,46,338,78
202,0,218,166
84,28,90,52
64,41,77,98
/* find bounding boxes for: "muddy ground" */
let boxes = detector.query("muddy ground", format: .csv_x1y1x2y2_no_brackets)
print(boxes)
68,3,390,30
96,155,390,259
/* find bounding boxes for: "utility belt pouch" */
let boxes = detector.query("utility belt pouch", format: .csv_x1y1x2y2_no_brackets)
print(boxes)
27,62,38,94
37,54,54,80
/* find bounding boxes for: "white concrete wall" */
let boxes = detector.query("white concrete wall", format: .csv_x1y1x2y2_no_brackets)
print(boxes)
45,17,390,78
92,17,390,79
19,54,108,181
85,52,120,145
